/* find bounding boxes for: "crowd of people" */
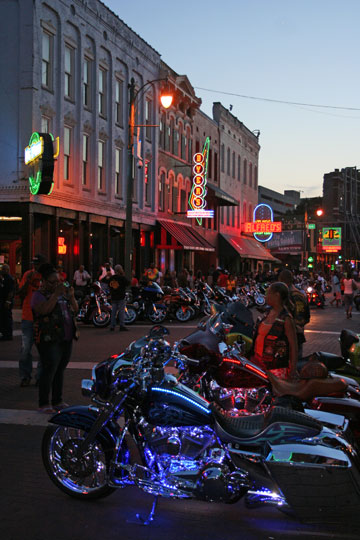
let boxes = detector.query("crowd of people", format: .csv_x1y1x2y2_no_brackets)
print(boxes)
1,255,360,411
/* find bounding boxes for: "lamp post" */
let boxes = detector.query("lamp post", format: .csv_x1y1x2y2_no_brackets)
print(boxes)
124,77,173,281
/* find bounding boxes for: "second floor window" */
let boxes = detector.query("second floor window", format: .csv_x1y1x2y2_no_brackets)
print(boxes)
42,31,53,89
64,127,71,181
82,135,89,186
41,116,50,133
237,156,241,181
243,159,247,184
232,151,235,178
172,183,178,213
64,45,74,99
98,140,105,190
83,58,91,108
115,79,123,125
145,99,152,141
115,147,122,196
220,144,225,172
158,172,166,211
145,161,151,205
99,69,106,116
227,148,230,176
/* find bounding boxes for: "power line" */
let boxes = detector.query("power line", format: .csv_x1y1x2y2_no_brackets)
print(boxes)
194,86,360,112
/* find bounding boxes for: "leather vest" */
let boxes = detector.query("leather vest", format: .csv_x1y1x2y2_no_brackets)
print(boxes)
34,293,68,344
254,308,291,369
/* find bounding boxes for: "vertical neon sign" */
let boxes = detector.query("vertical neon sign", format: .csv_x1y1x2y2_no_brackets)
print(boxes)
187,137,213,225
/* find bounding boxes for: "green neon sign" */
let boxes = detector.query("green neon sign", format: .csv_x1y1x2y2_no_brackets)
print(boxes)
25,132,57,195
308,223,315,230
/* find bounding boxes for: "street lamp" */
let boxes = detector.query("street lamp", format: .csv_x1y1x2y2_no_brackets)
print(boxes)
124,77,173,281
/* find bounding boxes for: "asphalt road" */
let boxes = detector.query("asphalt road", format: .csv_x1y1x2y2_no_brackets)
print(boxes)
1,300,360,539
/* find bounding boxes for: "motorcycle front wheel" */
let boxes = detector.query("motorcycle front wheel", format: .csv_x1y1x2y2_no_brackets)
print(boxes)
92,310,111,327
42,425,116,500
175,306,192,322
148,306,167,323
124,306,137,324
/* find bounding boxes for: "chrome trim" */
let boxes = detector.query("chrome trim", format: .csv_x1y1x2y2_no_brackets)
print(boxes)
81,379,94,396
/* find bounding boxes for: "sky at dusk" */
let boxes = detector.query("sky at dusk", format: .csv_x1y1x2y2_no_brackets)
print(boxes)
105,0,360,197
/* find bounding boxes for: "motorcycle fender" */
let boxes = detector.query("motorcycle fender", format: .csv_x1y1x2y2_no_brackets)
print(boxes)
48,405,119,450
265,440,351,468
304,408,347,430
312,396,360,418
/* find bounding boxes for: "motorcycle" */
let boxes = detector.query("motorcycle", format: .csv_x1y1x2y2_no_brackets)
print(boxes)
42,326,360,522
125,281,167,325
162,287,195,322
76,281,111,328
306,285,324,308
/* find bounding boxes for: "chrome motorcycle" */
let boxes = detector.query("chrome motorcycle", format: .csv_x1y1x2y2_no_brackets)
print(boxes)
42,327,360,523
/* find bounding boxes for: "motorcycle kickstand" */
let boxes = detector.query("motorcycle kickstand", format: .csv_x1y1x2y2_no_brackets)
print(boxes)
127,496,158,526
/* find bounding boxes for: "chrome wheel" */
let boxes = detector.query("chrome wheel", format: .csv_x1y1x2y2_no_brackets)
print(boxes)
175,306,192,322
148,306,167,323
124,306,137,324
42,425,115,499
92,310,111,327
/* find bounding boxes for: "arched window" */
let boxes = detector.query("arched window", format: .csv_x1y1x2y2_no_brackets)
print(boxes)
227,147,230,175
220,144,225,172
232,152,235,178
249,163,253,187
243,159,247,184
158,171,166,211
237,155,241,181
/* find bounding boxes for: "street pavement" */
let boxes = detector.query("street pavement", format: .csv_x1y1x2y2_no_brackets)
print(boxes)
1,299,360,539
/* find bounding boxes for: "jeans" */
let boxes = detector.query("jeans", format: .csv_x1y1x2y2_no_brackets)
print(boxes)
37,340,72,407
19,320,40,381
0,302,13,338
111,299,126,328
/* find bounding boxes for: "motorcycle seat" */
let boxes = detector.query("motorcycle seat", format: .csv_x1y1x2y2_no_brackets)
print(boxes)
212,405,321,440
298,352,345,371
267,371,347,402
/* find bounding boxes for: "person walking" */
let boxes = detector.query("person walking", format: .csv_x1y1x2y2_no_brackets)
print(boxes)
330,271,341,307
343,272,357,319
31,263,78,413
108,265,130,331
251,282,298,380
0,264,15,341
73,264,91,299
17,254,46,386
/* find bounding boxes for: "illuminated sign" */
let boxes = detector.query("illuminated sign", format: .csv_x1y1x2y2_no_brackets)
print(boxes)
188,137,213,225
322,227,341,252
244,222,282,233
247,204,280,242
24,132,59,195
308,223,316,230
57,237,67,255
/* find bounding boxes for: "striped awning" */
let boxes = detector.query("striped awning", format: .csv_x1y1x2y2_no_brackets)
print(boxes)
158,220,215,252
220,233,280,262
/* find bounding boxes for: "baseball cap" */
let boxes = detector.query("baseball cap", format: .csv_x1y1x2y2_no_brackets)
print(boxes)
32,254,46,264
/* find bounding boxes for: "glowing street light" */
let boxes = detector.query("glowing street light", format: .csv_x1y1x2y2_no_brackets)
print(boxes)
316,209,324,217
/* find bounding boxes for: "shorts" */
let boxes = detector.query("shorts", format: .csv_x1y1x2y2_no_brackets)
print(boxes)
344,294,353,308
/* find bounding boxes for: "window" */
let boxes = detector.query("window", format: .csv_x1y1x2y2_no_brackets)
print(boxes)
98,68,106,116
41,116,50,133
220,144,225,172
180,189,187,213
172,183,178,213
232,152,235,178
227,148,230,176
170,118,175,154
159,113,166,149
64,45,74,99
42,31,53,89
232,206,235,226
254,166,258,189
98,140,105,190
243,159,247,184
64,127,71,180
214,151,218,182
180,128,186,160
82,134,89,186
249,163,253,187
115,147,122,196
115,79,123,125
237,156,241,181
145,99,152,141
144,161,151,205
243,202,246,223
83,58,91,108
159,172,166,211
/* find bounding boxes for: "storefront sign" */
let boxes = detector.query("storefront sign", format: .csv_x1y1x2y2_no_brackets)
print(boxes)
322,227,341,252
24,132,59,195
245,204,281,243
187,137,213,225
57,237,67,255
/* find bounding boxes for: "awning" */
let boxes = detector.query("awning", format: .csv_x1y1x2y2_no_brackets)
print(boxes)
158,220,215,252
220,233,280,262
207,183,238,206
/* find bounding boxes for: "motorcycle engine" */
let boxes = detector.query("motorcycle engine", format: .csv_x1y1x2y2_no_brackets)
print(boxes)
139,421,248,502
210,381,270,416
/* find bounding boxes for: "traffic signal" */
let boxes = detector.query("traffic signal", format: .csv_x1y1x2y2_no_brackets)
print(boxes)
316,209,324,217
307,255,314,269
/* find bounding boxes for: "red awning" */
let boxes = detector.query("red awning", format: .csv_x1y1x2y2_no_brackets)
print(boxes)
220,233,280,262
158,220,215,252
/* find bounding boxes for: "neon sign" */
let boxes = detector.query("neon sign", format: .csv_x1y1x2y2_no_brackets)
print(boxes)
24,132,59,195
322,227,341,252
187,137,213,225
57,237,67,255
248,203,280,242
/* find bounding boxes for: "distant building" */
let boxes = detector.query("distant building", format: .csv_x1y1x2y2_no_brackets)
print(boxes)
258,186,300,217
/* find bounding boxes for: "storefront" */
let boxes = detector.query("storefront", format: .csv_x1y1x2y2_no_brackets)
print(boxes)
219,233,280,273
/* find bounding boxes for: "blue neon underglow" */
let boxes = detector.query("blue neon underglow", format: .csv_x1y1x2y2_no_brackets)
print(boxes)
151,387,211,414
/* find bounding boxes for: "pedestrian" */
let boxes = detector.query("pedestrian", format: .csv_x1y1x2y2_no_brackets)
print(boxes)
217,269,228,288
146,262,160,283
226,273,237,295
251,282,298,380
73,264,91,299
330,271,341,308
109,264,130,331
100,263,114,294
31,263,78,413
279,269,310,361
343,272,357,319
0,264,15,341
17,254,46,386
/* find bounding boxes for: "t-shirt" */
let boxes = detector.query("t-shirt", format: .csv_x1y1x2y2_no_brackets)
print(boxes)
73,269,90,286
108,275,130,301
19,270,42,321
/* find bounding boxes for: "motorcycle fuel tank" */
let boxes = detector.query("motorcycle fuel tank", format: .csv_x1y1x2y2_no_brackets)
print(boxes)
145,378,213,427
214,357,267,389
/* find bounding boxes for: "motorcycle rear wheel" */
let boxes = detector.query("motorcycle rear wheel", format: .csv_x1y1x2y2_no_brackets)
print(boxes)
92,310,111,327
42,425,116,500
175,306,192,322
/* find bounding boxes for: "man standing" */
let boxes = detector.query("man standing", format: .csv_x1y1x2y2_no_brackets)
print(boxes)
17,254,46,386
109,265,130,331
146,262,160,284
0,264,15,341
73,264,91,298
279,269,310,360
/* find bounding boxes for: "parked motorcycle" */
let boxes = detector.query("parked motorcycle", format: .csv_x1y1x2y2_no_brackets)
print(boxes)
42,326,360,522
306,285,324,308
125,281,167,325
76,281,111,328
162,287,195,322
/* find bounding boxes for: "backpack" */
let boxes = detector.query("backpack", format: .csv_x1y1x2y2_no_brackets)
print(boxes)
290,289,310,327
